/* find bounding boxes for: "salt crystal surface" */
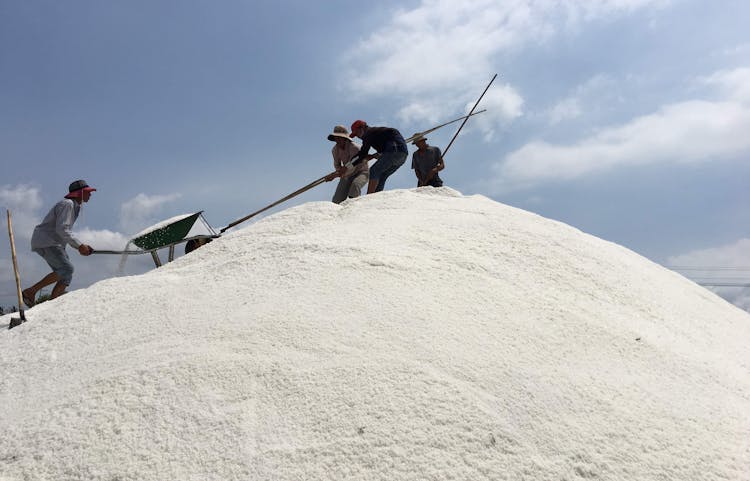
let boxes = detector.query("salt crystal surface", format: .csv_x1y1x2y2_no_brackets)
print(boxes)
1,188,748,480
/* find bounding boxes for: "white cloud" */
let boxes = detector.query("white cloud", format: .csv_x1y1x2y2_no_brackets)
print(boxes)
668,238,750,271
78,228,130,251
396,81,524,141
119,193,182,236
702,67,750,103
493,67,750,190
0,184,42,212
547,97,583,125
468,86,524,141
543,74,616,125
345,0,665,96
667,238,750,312
714,42,750,58
397,102,446,127
341,0,667,136
0,184,43,239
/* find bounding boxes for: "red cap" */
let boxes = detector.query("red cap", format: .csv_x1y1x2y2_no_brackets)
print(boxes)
64,179,97,199
65,187,96,199
350,120,366,137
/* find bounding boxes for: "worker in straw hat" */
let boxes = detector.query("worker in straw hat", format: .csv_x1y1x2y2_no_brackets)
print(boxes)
22,179,96,306
411,134,444,187
324,125,371,204
349,119,408,194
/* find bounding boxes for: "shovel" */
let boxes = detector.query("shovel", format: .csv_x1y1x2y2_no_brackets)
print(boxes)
7,210,27,330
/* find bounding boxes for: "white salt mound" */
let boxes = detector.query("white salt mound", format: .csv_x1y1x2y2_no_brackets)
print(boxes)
1,188,748,480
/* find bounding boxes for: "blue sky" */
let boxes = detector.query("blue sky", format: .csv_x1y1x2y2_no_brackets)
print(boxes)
2,0,750,309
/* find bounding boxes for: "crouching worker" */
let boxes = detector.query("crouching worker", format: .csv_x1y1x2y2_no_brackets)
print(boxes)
349,120,408,194
22,180,96,307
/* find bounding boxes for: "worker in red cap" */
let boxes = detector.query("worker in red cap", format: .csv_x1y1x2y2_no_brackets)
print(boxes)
22,179,96,306
349,120,408,194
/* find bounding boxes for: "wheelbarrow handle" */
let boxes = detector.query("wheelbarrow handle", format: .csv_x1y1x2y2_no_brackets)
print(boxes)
91,249,147,255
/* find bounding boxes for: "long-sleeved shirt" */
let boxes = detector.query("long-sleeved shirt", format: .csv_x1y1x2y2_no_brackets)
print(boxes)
333,140,368,177
351,126,407,165
30,199,82,249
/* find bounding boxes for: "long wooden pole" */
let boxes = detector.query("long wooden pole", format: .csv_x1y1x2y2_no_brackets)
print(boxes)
441,73,497,159
404,109,486,144
220,110,493,234
91,249,151,255
220,175,330,233
7,210,27,328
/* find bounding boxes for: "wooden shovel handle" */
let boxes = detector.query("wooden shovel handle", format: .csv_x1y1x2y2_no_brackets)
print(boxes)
7,210,24,310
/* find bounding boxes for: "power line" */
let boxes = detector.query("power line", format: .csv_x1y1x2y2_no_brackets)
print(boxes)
667,266,750,271
665,265,750,288
690,276,750,280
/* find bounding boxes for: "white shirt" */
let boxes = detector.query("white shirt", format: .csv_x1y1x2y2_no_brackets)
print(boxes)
30,198,82,249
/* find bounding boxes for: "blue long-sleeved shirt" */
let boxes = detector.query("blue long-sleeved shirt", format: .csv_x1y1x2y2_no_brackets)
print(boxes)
351,126,407,165
30,199,82,249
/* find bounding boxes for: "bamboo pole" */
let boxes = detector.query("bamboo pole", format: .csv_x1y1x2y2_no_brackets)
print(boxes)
404,109,486,144
220,176,329,233
220,111,491,234
7,210,27,328
441,74,497,160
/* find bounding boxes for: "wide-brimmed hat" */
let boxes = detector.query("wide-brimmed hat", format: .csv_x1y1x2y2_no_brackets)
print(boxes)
65,179,96,199
328,125,352,142
411,134,427,145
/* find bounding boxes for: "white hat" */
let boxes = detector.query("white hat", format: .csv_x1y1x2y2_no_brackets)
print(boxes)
328,125,353,142
411,134,427,145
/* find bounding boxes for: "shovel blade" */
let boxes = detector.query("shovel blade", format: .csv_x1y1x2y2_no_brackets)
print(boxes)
9,317,25,329
8,311,26,330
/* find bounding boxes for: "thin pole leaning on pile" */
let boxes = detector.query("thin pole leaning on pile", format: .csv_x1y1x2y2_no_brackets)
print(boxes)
441,73,497,159
220,175,330,233
7,210,27,329
220,109,491,234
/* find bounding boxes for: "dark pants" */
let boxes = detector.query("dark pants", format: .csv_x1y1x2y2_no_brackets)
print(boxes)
370,151,407,192
420,176,443,188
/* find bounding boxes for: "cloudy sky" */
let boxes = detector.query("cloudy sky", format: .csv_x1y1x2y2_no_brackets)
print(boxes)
2,0,749,309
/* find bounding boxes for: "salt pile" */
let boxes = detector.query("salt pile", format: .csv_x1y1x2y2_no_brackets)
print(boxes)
1,188,748,480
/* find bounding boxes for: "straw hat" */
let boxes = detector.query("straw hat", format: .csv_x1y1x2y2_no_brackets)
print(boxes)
411,134,427,145
328,125,352,142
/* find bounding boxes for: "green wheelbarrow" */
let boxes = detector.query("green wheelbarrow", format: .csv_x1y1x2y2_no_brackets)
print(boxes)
93,211,219,268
